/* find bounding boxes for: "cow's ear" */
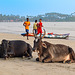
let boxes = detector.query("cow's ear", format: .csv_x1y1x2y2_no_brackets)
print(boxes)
42,43,47,48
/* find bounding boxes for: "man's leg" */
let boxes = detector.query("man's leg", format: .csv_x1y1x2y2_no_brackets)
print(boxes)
35,29,37,34
26,29,29,40
40,33,42,38
27,32,29,40
34,30,37,38
35,29,39,38
40,29,42,38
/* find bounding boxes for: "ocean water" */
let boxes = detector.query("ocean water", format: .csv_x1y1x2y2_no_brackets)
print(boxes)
0,22,75,40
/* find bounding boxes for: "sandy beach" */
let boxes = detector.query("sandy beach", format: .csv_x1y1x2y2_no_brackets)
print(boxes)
0,33,75,75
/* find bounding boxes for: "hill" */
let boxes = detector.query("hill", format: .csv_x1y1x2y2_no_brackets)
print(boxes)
0,12,75,22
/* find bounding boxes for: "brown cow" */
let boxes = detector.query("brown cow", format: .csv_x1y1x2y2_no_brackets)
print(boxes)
33,30,75,63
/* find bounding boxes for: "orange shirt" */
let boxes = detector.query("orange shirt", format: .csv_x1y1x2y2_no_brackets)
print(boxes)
23,21,30,30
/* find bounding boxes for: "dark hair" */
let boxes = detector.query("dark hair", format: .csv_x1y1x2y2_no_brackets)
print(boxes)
39,19,42,20
27,18,29,20
26,18,29,21
35,20,37,22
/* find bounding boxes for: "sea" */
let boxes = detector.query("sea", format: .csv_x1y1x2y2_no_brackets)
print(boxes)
0,22,75,40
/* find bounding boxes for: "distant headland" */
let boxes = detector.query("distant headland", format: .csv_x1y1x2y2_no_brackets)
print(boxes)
0,12,75,22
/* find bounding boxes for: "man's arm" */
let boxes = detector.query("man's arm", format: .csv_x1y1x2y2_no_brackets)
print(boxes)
23,22,26,26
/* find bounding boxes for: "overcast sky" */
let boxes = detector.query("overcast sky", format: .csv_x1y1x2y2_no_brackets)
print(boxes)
0,0,75,16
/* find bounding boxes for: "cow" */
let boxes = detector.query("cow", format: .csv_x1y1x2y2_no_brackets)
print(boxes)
33,30,75,63
0,39,32,59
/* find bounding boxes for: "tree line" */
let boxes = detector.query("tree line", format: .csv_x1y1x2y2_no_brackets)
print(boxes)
0,14,25,22
0,12,75,22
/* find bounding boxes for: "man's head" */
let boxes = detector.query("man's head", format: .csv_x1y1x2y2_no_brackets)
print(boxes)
35,20,37,23
27,18,29,21
39,19,42,22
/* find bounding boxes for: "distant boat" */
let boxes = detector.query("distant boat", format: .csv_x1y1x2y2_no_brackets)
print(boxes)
44,33,70,39
21,33,34,37
21,33,70,39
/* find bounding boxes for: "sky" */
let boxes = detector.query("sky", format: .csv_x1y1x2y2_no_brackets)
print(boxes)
0,0,75,16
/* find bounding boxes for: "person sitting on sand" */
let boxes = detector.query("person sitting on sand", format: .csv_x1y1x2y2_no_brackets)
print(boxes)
23,18,30,40
33,20,37,34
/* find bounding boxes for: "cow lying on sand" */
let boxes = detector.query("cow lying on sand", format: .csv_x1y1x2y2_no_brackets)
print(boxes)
0,39,32,59
33,30,75,63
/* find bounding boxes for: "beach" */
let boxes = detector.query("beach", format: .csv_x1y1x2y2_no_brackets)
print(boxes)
0,33,75,75
1,0,75,74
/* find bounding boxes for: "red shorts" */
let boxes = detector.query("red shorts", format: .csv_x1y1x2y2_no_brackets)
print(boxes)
37,29,42,34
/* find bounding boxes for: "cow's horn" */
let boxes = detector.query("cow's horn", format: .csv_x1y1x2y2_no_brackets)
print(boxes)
42,29,46,39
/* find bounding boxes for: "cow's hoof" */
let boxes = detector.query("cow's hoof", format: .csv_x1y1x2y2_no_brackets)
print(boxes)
66,60,71,64
42,60,44,63
28,57,32,59
63,61,66,63
31,56,33,58
36,58,39,61
22,56,25,59
5,57,8,60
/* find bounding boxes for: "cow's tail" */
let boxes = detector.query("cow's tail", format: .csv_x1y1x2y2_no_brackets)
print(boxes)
68,47,75,61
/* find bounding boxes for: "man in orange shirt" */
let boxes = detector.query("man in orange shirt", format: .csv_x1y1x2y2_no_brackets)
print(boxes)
23,18,30,40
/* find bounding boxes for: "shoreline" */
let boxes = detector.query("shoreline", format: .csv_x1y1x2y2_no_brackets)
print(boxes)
0,32,75,40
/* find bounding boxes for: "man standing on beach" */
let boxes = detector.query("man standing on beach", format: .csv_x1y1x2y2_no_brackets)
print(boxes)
23,18,30,40
37,19,43,38
33,20,37,34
